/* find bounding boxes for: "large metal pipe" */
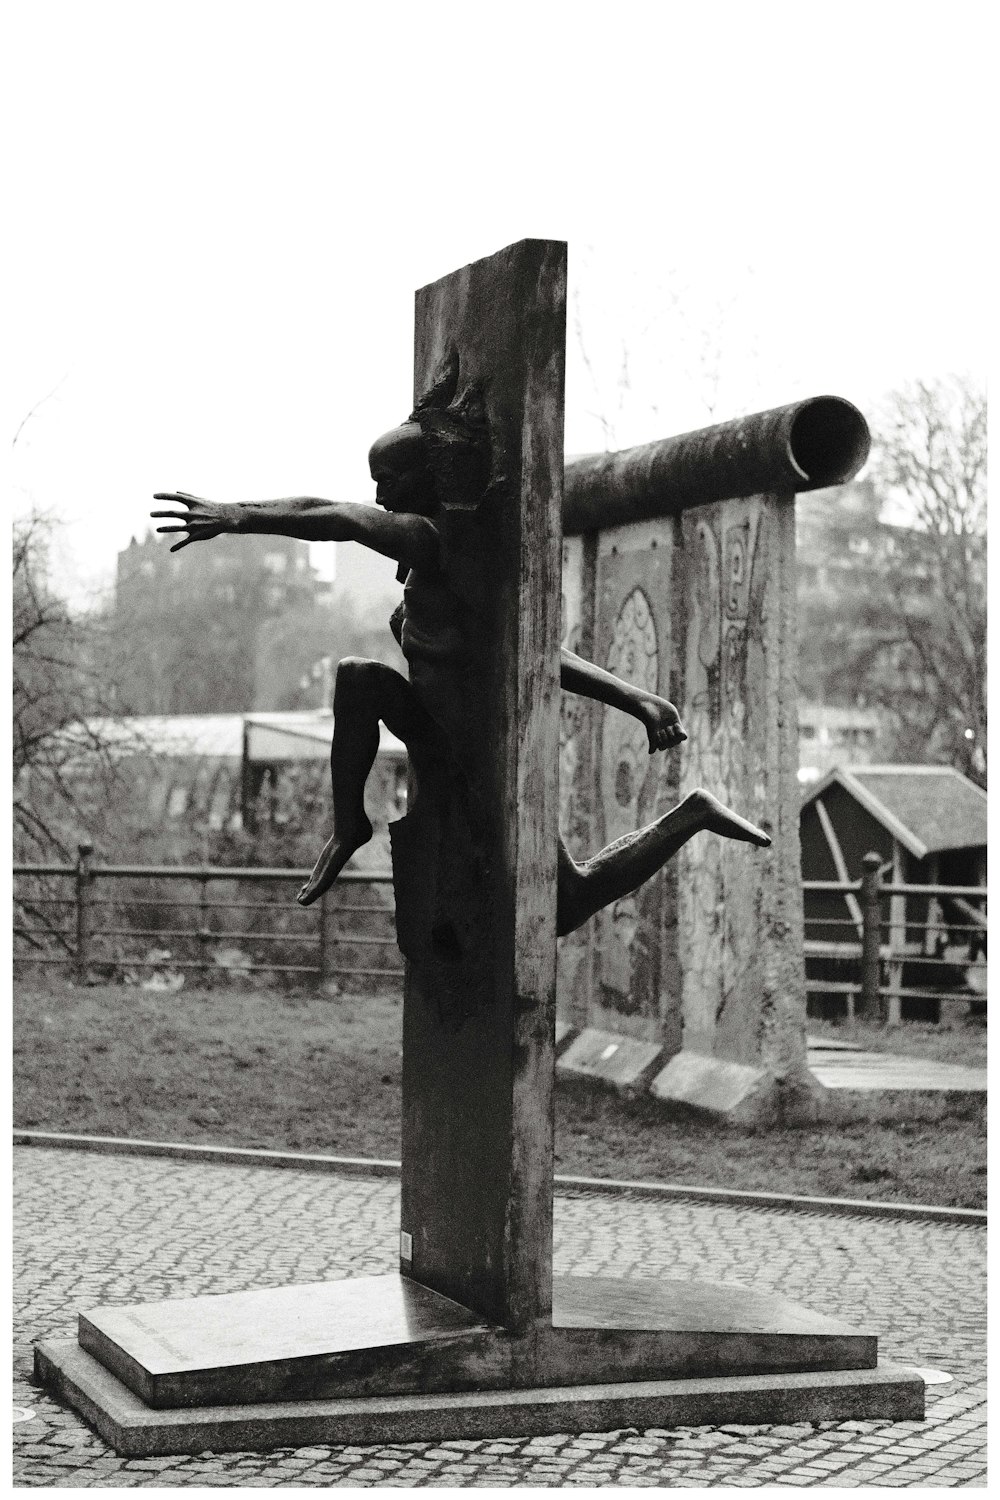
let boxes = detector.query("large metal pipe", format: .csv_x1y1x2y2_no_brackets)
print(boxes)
563,395,870,535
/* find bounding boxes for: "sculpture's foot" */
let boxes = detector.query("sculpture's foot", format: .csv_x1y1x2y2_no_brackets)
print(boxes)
687,788,771,847
297,818,373,906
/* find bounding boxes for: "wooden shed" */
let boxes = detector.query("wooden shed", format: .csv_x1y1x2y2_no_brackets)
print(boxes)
800,765,987,1021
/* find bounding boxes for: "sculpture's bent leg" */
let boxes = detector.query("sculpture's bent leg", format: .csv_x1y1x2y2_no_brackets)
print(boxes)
297,657,441,907
556,788,771,937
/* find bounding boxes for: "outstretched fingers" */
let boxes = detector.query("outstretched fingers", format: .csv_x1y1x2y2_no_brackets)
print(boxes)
151,494,196,523
151,516,196,550
150,493,208,550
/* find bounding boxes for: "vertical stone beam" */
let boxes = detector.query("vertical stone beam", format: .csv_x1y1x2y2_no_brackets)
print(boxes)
399,241,566,1333
673,492,809,1086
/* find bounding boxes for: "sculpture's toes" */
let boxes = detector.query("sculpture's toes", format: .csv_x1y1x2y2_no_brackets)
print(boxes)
297,821,373,907
719,804,771,847
692,790,771,847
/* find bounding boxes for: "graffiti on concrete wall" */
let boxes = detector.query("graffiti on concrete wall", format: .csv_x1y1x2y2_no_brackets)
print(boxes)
590,524,678,1033
679,498,771,1057
597,585,660,1007
601,587,660,847
557,488,802,1073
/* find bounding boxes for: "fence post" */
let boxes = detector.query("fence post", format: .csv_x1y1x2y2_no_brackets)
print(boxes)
319,890,336,988
198,868,211,976
859,851,884,1024
74,842,94,984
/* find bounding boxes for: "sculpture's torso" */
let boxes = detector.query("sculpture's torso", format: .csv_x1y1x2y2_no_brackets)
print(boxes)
399,566,472,669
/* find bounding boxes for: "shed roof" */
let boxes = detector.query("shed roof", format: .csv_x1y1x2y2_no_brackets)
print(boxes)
68,712,404,762
801,765,987,859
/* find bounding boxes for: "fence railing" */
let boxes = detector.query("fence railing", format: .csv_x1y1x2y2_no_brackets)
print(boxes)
13,845,403,990
803,851,987,1023
16,846,987,1019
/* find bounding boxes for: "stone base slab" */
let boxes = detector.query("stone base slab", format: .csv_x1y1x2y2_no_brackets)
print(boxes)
72,1272,878,1409
34,1338,924,1458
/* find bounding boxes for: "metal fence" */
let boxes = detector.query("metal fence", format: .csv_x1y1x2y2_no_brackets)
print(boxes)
804,851,987,1023
13,844,403,990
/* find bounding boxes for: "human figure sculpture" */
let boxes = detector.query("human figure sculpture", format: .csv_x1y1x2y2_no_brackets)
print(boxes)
152,363,769,945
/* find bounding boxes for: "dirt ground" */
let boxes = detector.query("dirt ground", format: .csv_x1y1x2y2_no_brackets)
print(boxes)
13,979,986,1208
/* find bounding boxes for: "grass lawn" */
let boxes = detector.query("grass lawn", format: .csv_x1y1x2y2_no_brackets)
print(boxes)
13,979,986,1210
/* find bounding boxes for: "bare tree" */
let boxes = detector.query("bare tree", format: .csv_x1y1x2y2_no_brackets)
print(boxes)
825,376,986,781
569,250,764,452
12,511,140,863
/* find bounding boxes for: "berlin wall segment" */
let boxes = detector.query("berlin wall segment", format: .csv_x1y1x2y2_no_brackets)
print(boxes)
559,400,871,1121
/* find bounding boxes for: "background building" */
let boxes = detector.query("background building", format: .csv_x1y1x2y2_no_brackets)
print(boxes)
110,533,348,716
117,530,329,614
58,710,405,868
799,764,987,1022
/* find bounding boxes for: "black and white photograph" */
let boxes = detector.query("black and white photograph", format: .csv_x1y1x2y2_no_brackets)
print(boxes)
10,0,988,1488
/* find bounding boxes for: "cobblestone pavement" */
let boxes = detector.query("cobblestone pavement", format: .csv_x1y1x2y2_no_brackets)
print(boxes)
14,1146,986,1487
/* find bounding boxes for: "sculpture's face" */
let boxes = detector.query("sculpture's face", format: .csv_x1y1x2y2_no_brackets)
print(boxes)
368,423,435,516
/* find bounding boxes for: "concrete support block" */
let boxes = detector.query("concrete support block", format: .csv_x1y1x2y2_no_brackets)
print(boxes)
651,1051,783,1122
557,1028,663,1095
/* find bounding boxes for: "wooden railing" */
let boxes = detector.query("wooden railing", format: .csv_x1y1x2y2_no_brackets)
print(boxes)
803,852,987,1023
16,846,987,1020
13,846,402,989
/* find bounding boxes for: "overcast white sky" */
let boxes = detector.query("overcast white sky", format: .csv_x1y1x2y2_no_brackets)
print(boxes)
7,1,991,608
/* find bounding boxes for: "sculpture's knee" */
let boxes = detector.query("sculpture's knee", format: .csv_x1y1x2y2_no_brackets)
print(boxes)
333,656,382,706
683,788,713,816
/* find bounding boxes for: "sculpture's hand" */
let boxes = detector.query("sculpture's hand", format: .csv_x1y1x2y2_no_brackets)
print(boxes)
150,493,241,552
635,695,687,754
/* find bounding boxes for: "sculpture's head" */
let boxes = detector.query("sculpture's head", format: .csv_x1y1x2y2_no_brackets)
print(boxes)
369,351,492,519
368,422,437,516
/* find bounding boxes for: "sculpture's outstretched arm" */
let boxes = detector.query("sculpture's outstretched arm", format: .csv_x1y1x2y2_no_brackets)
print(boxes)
150,493,440,572
559,647,687,753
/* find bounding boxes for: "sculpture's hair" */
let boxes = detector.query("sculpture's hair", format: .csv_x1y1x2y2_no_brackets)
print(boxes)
408,349,491,512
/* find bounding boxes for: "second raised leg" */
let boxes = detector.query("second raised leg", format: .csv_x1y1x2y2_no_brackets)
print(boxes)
556,789,770,936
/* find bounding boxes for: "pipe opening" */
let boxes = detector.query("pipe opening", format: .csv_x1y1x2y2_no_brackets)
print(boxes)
788,397,871,487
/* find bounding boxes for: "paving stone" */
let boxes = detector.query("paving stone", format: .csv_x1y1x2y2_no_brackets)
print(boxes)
13,1144,985,1488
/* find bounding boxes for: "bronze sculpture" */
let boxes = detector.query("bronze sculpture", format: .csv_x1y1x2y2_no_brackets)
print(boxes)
152,355,769,952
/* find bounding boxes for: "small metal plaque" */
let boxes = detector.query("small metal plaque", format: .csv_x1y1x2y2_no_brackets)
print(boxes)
400,1230,413,1261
